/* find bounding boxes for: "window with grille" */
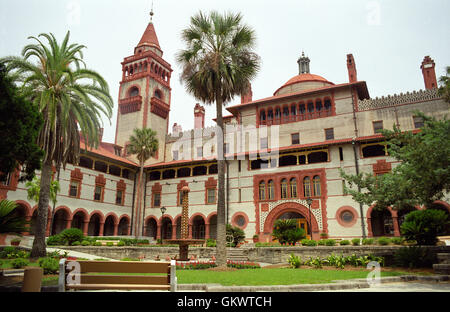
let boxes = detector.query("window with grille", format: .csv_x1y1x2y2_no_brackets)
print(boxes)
373,121,383,133
153,193,161,207
303,176,311,197
325,128,334,140
115,190,123,205
281,179,288,199
290,178,297,198
207,188,216,204
259,181,266,200
291,133,300,145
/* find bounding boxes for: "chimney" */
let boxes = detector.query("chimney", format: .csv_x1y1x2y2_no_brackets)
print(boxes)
172,123,182,136
194,103,205,129
241,82,253,104
421,56,437,90
347,54,357,83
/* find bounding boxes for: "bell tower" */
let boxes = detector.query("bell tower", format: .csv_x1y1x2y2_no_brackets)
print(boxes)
115,9,172,164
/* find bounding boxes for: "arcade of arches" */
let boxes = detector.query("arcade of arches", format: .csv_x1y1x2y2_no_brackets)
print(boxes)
10,202,131,237
144,213,218,241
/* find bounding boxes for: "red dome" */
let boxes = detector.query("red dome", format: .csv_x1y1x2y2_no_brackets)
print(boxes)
283,73,332,87
274,73,334,95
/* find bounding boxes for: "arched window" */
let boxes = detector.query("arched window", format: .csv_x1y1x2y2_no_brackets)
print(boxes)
275,107,281,120
259,181,266,200
313,176,321,196
267,109,273,121
307,101,314,113
154,89,162,99
303,176,311,197
128,87,139,97
267,180,274,200
290,178,297,198
260,110,266,124
281,179,288,199
290,104,296,120
315,99,323,114
324,98,332,112
282,106,289,122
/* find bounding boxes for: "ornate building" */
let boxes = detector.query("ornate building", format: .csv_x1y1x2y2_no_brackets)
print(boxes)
1,16,449,242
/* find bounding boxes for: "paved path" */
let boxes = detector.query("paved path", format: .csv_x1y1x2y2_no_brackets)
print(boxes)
319,281,450,292
45,247,117,261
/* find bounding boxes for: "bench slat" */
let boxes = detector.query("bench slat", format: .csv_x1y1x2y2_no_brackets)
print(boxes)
67,284,171,291
76,261,170,274
80,274,169,285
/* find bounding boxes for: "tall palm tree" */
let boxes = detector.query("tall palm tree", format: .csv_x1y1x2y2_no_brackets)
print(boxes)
126,128,159,237
1,31,113,258
176,11,260,266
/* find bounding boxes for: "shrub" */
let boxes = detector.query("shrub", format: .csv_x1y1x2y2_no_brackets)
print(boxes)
11,258,29,269
391,237,404,245
285,228,306,245
46,234,65,246
106,242,114,247
271,219,298,245
59,228,84,246
317,240,326,246
72,241,81,246
362,238,374,245
38,257,59,274
377,237,391,245
400,209,449,245
0,246,16,258
226,224,246,247
206,239,216,247
304,256,323,269
351,238,361,246
339,240,350,246
117,241,125,247
287,254,302,268
93,242,102,246
393,246,436,268
301,239,317,246
325,239,336,246
81,240,91,246
1,247,30,259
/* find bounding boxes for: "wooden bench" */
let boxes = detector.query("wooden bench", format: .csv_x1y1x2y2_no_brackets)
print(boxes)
58,259,177,292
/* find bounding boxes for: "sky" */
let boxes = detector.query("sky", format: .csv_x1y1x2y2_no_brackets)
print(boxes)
1,0,449,144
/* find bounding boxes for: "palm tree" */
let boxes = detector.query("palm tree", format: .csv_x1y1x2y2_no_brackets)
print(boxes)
126,128,159,237
438,66,450,103
1,31,113,258
176,11,260,266
0,200,29,235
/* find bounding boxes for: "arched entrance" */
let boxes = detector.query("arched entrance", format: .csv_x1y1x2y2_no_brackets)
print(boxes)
369,208,394,237
52,208,70,235
118,216,130,235
161,217,172,240
88,213,102,236
71,210,87,231
208,214,217,240
145,218,157,239
104,215,116,236
263,202,320,241
191,215,205,239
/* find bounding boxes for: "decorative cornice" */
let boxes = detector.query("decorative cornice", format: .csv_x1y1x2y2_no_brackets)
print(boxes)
70,168,83,181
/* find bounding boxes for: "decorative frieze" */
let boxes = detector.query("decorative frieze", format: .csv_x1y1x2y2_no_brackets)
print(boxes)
357,88,440,111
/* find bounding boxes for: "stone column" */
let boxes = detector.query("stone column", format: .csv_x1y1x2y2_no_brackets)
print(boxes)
113,223,119,236
99,222,105,236
82,221,89,236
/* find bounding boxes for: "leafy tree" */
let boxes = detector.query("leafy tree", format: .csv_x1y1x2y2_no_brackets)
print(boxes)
438,66,450,103
126,128,158,236
1,31,113,258
340,112,449,213
0,200,29,235
0,64,43,182
177,11,260,266
26,176,60,205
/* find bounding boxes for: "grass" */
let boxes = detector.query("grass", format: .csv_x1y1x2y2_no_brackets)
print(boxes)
175,267,420,286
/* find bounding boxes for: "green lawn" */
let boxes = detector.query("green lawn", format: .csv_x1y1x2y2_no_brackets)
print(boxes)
176,268,417,286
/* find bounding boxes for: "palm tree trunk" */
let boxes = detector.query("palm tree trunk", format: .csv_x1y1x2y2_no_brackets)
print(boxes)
215,93,227,267
137,164,145,237
30,158,52,259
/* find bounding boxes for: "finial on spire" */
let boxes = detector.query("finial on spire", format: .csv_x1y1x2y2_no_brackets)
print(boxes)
150,1,154,22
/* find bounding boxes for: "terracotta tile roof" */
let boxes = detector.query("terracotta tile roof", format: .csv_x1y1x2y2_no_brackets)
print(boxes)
137,22,161,50
274,73,334,95
79,140,138,166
